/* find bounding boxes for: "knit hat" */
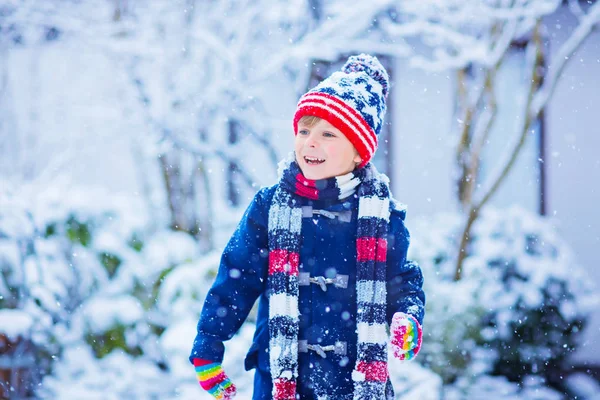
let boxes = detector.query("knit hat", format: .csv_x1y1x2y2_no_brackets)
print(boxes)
293,54,389,167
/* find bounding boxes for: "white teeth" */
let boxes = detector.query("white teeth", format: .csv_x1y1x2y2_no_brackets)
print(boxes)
305,156,325,163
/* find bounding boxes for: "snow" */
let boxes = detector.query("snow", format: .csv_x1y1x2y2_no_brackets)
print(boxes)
409,204,598,386
0,309,33,340
1,0,599,398
156,254,220,319
565,372,600,400
445,375,563,400
81,295,144,333
39,323,257,400
143,230,201,275
40,346,175,400
388,358,442,398
351,370,365,382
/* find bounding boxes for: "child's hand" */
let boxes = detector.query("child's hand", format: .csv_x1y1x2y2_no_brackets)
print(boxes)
390,312,422,361
193,358,237,399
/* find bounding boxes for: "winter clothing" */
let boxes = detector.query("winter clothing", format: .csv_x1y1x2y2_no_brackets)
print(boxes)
390,311,423,361
190,53,425,399
189,161,425,399
268,160,395,399
293,54,389,167
194,358,236,399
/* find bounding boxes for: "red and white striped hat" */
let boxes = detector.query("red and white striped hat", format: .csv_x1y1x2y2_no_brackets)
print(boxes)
293,54,389,167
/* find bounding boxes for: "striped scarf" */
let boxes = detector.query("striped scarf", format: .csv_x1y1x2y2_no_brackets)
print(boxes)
267,160,392,400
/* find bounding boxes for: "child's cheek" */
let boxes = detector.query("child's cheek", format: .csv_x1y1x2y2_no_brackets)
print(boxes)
324,144,339,158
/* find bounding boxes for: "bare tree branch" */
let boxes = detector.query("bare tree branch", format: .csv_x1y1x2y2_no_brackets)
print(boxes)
462,66,500,208
455,22,543,281
476,23,542,213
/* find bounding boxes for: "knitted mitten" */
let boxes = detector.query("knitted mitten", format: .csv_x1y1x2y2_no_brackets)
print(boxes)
390,312,423,361
193,358,237,399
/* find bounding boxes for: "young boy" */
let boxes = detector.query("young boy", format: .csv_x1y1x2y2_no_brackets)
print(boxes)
190,54,425,400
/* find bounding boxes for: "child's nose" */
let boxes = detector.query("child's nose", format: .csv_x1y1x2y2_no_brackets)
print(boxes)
304,133,319,148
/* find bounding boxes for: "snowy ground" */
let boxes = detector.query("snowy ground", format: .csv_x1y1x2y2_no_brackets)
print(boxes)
38,321,600,400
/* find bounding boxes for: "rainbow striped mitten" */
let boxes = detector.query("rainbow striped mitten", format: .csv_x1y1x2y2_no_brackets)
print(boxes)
390,312,423,361
193,358,237,399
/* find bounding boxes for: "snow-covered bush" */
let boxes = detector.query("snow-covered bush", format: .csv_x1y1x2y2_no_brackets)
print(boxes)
0,201,71,397
410,206,598,393
39,346,174,400
0,309,40,398
0,186,150,395
0,180,237,398
78,295,145,358
444,375,564,400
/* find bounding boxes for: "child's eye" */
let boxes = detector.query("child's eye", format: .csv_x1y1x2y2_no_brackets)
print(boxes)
323,132,336,138
298,129,309,135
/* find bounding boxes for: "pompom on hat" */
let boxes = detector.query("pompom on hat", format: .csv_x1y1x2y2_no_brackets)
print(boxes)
293,54,390,167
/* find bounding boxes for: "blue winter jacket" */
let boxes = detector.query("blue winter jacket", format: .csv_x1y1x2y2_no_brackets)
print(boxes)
190,184,425,399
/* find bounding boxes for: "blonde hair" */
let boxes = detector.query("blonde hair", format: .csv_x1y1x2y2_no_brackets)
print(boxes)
298,115,322,128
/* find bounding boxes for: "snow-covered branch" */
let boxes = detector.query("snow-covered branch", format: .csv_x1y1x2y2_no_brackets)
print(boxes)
379,0,562,71
531,1,600,117
567,0,586,20
473,3,600,212
157,129,258,189
254,0,397,82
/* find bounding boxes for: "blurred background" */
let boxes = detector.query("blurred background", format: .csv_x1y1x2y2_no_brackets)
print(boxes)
1,0,599,399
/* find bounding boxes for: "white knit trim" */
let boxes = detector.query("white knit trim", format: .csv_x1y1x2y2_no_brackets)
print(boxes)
335,171,354,185
289,207,302,233
356,322,388,344
357,197,390,221
356,281,387,305
336,172,361,200
269,336,299,378
268,203,302,234
269,293,300,319
339,177,361,200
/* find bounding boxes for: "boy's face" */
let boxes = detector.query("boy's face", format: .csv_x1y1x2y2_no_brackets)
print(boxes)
295,118,361,180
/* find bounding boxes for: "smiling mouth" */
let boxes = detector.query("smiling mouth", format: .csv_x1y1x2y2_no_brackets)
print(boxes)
304,156,325,165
